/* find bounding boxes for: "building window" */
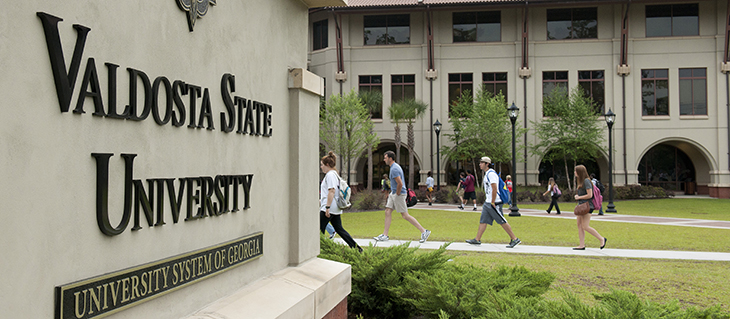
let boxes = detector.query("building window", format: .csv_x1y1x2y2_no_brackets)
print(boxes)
453,11,501,42
547,7,597,40
359,75,383,119
578,70,605,114
313,19,328,50
392,75,416,103
482,72,507,102
646,4,699,37
542,71,568,116
448,73,473,116
641,69,669,116
679,68,707,115
364,14,410,45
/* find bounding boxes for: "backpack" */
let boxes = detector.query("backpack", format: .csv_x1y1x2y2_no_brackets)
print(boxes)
553,184,562,196
593,178,605,193
406,188,418,207
334,172,352,209
591,183,603,211
487,170,511,206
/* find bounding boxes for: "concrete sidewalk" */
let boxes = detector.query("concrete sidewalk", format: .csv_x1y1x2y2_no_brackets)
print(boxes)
335,238,730,262
415,203,730,230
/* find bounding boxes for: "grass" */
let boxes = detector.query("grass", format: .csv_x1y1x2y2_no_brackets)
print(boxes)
341,209,730,252
448,251,730,311
519,198,730,221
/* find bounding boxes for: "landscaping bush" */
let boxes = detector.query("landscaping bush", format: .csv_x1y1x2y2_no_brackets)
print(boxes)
320,236,730,319
613,185,674,200
434,186,455,203
352,190,385,211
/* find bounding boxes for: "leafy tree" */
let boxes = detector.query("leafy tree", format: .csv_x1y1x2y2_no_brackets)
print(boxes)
394,98,428,189
531,86,605,190
358,90,383,191
320,90,379,181
443,89,520,184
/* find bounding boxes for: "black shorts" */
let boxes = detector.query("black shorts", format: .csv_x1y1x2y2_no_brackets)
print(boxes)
464,191,476,200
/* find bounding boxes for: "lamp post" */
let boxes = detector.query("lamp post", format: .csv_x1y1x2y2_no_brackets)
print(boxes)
508,103,521,217
605,109,617,213
454,127,460,179
433,120,442,190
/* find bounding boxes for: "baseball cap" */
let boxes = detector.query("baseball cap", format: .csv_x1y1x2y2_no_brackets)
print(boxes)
480,156,491,163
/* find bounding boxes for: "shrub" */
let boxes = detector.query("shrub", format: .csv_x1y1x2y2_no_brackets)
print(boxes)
319,235,451,319
351,190,385,211
613,185,674,200
434,186,457,203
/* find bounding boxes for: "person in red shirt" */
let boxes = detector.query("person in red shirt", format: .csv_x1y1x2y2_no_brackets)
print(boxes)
462,170,477,211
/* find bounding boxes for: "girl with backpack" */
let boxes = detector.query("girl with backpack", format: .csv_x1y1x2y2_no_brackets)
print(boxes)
320,152,362,252
572,165,607,250
542,177,561,214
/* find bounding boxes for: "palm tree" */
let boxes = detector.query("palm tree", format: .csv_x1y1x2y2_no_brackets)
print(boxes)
387,100,407,166
392,98,428,189
358,90,382,191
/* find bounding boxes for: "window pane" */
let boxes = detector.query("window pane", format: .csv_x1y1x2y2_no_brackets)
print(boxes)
449,73,461,82
547,9,572,21
647,17,671,37
578,71,591,79
694,79,707,115
477,11,500,23
593,70,604,79
556,71,568,80
679,79,693,115
372,76,382,84
673,16,698,36
449,83,463,104
642,80,655,115
579,82,591,99
477,23,500,42
543,72,555,80
547,20,571,40
392,75,403,84
364,15,386,28
655,69,668,78
392,85,404,103
454,24,476,42
572,8,597,39
495,83,507,101
646,5,671,18
694,68,706,77
359,76,371,84
389,25,410,44
674,4,698,17
390,14,410,27
678,69,692,78
642,69,653,78
656,80,669,115
593,81,605,113
404,85,415,100
496,72,507,81
483,73,494,81
454,12,476,24
404,75,415,83
365,27,387,45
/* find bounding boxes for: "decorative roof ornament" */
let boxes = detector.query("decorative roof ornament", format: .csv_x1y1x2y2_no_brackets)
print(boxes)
176,0,217,32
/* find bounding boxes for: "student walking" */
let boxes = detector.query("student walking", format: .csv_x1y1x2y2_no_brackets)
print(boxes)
590,173,605,215
373,151,432,243
456,171,466,209
465,157,521,248
573,165,607,250
462,170,478,211
426,171,434,206
319,152,362,252
542,177,561,214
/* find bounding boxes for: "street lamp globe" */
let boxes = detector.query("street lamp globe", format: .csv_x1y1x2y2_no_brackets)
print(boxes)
508,102,519,123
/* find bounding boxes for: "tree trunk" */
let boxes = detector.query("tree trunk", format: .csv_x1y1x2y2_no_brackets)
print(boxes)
394,125,401,163
367,145,373,191
564,156,572,192
407,122,415,189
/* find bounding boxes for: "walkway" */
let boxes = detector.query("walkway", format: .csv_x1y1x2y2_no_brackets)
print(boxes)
335,202,730,262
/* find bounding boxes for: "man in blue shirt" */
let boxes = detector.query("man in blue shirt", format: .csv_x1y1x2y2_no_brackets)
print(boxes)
373,151,431,243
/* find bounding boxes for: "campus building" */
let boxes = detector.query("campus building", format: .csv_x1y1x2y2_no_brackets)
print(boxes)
309,0,730,198
2,1,350,318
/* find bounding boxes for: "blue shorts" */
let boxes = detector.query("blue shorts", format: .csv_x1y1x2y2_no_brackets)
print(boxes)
480,202,507,225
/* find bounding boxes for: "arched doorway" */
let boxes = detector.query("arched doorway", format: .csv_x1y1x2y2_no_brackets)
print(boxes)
638,144,695,192
357,142,420,190
445,157,512,186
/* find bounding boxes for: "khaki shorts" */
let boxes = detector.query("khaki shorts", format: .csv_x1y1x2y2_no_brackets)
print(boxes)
457,188,465,197
386,193,408,213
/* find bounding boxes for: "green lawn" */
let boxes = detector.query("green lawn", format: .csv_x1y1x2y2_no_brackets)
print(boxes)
518,198,730,221
448,251,730,311
341,208,730,252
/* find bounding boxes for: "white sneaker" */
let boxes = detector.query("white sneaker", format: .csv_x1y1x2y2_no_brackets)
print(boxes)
329,232,336,239
373,234,389,241
419,230,431,243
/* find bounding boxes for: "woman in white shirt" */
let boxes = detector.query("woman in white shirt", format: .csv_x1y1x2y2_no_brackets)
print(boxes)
542,177,561,214
320,151,362,252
